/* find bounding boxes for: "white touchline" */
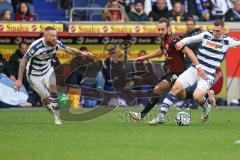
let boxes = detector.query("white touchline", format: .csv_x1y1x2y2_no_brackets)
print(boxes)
234,140,240,144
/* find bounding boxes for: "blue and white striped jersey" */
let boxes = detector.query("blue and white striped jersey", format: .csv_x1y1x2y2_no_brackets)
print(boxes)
25,38,66,76
182,31,240,78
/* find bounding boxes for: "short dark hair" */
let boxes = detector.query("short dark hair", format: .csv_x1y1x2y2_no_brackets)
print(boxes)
134,0,143,5
138,50,147,57
79,46,88,51
44,26,56,32
214,19,224,27
158,18,170,27
186,17,195,25
18,41,27,47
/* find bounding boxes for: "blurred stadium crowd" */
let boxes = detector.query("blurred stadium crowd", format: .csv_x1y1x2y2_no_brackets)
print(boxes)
0,0,240,22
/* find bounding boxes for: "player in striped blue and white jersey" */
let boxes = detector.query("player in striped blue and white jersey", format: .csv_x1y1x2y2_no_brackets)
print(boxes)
25,38,65,77
14,26,92,125
150,19,240,124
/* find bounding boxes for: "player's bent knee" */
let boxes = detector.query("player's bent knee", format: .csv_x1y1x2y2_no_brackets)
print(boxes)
176,90,186,99
153,86,161,94
153,84,168,95
170,81,183,94
193,91,204,102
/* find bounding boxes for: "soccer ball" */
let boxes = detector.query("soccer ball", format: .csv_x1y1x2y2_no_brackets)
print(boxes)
175,111,191,126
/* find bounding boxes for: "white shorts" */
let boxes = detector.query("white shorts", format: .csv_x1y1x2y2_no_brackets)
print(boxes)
27,68,56,98
177,66,215,93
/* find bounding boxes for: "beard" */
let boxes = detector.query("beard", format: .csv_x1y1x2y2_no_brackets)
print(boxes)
160,34,165,38
46,40,56,47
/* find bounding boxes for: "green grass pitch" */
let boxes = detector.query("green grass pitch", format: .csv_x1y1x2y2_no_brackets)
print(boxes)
0,107,240,160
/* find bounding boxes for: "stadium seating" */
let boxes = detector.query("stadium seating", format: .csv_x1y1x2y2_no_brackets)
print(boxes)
72,0,108,21
33,0,67,21
73,0,108,7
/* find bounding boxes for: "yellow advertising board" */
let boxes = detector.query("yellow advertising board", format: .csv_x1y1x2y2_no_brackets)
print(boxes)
69,24,157,34
0,22,228,33
71,44,163,62
0,23,64,32
69,24,229,34
0,44,162,63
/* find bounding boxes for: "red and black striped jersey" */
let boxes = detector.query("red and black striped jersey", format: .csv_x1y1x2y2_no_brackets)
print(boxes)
160,33,186,73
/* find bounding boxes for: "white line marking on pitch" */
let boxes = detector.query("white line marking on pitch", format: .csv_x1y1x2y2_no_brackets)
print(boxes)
234,140,240,144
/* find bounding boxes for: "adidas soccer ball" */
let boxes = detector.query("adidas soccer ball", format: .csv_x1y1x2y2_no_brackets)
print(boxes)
176,111,191,126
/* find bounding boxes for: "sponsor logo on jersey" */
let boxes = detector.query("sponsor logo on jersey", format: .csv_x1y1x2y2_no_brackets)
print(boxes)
205,40,223,51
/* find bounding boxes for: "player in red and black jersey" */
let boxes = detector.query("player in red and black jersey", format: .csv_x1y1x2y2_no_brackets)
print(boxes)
129,18,205,121
160,33,185,74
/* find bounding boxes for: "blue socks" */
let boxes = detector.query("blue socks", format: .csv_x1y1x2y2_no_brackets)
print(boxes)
160,92,178,115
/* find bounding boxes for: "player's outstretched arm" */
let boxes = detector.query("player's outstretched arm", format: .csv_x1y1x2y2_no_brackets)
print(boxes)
175,32,205,50
14,56,28,92
65,46,92,57
228,37,240,48
182,47,206,79
135,49,163,62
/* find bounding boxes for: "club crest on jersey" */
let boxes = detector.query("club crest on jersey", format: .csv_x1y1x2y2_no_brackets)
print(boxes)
30,49,35,54
205,40,223,51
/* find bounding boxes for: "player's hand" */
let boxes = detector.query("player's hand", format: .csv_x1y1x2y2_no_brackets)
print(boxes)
14,80,22,92
81,51,92,57
197,67,206,80
92,54,101,61
10,75,17,81
135,56,145,62
175,41,184,51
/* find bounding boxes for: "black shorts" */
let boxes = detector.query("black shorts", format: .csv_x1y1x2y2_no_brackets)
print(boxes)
160,72,182,87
